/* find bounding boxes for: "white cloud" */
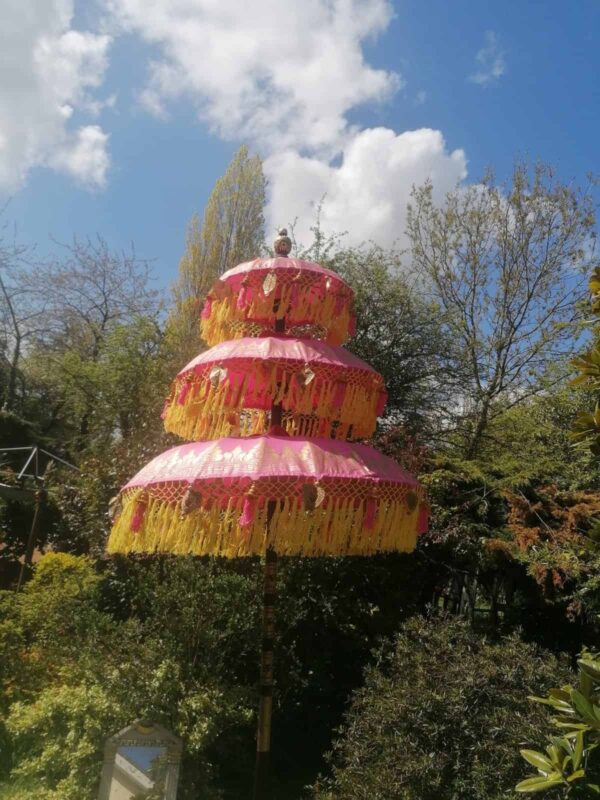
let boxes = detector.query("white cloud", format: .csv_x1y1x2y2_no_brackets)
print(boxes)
0,0,471,243
468,31,506,87
265,128,467,248
104,0,400,156
102,0,469,246
49,125,110,188
0,0,111,190
415,90,427,105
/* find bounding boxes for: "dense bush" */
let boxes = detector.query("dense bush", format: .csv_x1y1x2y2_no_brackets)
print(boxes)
314,615,570,800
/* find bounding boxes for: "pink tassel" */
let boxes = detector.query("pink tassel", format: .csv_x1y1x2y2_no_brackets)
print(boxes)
417,504,429,534
201,296,212,319
160,398,169,420
130,496,147,533
177,381,191,405
334,294,345,313
364,497,377,530
239,496,257,527
317,418,329,437
349,316,356,337
333,380,346,408
237,286,249,310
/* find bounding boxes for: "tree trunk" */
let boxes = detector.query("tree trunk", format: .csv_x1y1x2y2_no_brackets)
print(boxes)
4,333,21,411
464,397,492,460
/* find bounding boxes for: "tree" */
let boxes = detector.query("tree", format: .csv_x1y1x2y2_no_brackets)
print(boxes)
0,232,47,413
329,245,463,437
22,237,162,448
571,268,600,454
314,615,570,800
168,145,266,361
407,162,598,459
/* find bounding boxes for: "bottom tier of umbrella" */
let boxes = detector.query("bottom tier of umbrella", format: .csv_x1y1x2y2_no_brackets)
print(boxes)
108,435,427,558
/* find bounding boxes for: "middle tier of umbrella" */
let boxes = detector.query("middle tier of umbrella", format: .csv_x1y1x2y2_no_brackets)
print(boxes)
162,336,387,441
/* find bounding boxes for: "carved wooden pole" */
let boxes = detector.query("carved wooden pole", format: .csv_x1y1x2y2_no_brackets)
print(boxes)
253,501,278,800
253,231,290,799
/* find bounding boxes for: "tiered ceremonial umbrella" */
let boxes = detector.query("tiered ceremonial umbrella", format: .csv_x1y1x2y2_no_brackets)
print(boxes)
108,228,427,800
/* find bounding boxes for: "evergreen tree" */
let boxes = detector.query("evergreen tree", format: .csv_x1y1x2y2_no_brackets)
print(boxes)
168,145,266,362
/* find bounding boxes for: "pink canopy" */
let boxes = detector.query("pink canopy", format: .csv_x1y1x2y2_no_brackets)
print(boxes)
221,256,350,290
163,335,387,440
177,335,379,377
124,435,418,490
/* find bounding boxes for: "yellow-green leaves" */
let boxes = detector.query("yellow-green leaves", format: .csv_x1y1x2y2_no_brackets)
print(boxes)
516,652,600,796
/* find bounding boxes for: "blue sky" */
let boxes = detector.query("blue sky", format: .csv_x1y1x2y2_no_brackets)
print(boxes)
2,0,599,292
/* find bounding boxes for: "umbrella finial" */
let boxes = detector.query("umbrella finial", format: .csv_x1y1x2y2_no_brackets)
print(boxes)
273,227,292,257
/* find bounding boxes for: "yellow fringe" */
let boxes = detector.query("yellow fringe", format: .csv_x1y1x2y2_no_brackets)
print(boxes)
201,290,352,347
163,365,379,441
107,490,420,558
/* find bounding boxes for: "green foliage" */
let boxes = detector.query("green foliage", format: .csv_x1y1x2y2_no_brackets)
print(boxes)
476,386,600,491
168,144,266,362
314,615,570,800
329,245,461,434
0,554,254,799
516,650,600,796
571,270,600,456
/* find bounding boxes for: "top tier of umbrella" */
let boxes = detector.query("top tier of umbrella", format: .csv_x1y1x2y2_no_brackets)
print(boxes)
200,255,356,346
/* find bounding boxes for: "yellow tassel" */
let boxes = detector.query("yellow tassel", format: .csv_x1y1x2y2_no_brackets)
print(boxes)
164,362,379,442
200,295,352,347
107,491,419,558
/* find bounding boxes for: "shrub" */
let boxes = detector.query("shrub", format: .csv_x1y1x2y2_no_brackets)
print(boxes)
314,615,570,800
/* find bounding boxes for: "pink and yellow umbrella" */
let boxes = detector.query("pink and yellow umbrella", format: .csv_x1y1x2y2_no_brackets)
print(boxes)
162,335,387,441
108,228,426,799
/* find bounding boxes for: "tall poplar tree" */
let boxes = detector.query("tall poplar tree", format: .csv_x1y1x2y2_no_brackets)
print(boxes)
168,145,267,361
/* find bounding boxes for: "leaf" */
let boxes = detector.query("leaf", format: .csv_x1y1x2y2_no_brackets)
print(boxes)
578,659,600,683
549,688,572,703
515,774,564,793
567,769,585,783
546,744,561,767
520,750,554,772
571,690,596,721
